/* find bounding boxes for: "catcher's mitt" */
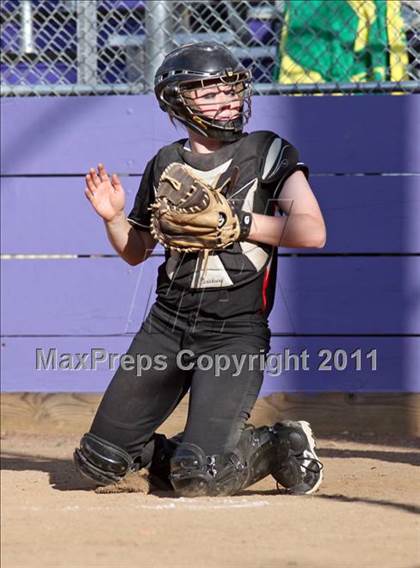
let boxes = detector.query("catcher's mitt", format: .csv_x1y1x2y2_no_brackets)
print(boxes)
149,162,251,253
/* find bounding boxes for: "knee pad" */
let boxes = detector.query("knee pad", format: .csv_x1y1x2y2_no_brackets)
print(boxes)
73,433,135,486
169,443,247,497
237,424,277,488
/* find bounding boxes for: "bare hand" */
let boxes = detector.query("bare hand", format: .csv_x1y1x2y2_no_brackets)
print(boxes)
85,164,125,222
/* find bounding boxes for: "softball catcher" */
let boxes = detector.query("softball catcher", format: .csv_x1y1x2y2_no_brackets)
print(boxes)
75,42,326,497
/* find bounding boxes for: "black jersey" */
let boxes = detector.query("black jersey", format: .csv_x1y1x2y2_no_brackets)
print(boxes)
128,131,308,320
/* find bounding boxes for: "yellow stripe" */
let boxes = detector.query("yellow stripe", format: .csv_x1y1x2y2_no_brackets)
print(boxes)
386,0,409,81
279,53,325,84
348,0,377,53
350,71,368,82
277,10,290,84
372,65,386,80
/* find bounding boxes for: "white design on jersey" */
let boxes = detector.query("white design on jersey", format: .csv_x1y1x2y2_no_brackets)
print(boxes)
191,253,234,289
262,137,283,180
166,250,181,279
267,144,290,182
229,178,257,200
127,217,149,230
186,159,232,187
241,178,258,212
239,241,269,271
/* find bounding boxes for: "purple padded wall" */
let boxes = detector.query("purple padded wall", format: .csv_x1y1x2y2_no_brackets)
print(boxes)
2,95,419,175
2,257,419,335
2,336,419,393
2,175,419,254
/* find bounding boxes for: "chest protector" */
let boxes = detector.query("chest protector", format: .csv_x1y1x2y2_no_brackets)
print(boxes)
152,131,280,291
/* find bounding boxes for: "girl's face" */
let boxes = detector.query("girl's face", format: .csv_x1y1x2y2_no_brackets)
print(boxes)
182,82,243,123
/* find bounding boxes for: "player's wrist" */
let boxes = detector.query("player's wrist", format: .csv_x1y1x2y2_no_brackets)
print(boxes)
104,210,126,225
237,210,253,241
229,202,252,241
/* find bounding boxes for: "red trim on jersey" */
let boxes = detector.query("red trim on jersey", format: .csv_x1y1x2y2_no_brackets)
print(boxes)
261,263,271,313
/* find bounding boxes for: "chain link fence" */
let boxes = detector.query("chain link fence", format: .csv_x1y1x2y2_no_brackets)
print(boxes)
1,0,420,96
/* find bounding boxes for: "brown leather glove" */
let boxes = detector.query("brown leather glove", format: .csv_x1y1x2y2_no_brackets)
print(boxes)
150,162,252,252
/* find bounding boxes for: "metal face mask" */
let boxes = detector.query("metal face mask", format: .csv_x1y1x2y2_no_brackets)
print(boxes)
155,42,252,142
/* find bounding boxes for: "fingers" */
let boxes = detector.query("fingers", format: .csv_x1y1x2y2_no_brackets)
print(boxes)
85,164,113,188
85,164,108,196
84,188,94,202
85,173,96,196
86,167,101,192
85,164,119,199
98,163,110,183
111,173,123,193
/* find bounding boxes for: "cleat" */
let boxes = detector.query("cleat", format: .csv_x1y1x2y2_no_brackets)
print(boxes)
270,420,323,495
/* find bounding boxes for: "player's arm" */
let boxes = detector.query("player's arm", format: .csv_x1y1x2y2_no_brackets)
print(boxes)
104,215,156,266
85,163,156,265
248,170,327,248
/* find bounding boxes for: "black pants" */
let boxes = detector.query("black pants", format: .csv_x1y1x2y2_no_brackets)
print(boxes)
90,302,271,461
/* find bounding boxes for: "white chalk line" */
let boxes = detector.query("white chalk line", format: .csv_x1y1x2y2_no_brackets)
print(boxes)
17,498,270,513
140,498,270,511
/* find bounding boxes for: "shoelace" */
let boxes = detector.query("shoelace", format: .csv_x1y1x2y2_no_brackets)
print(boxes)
296,454,324,474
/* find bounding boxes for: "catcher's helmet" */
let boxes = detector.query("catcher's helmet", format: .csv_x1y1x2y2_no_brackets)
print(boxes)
154,42,252,142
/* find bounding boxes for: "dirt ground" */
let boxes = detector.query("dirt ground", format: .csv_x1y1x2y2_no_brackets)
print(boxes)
1,430,419,568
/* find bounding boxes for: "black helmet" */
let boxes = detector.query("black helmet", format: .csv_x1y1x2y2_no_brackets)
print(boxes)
154,42,252,142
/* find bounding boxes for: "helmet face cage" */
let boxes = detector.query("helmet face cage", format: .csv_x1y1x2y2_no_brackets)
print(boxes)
159,69,252,142
181,72,252,132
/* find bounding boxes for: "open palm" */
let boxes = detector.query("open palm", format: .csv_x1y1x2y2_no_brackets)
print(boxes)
85,163,125,222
